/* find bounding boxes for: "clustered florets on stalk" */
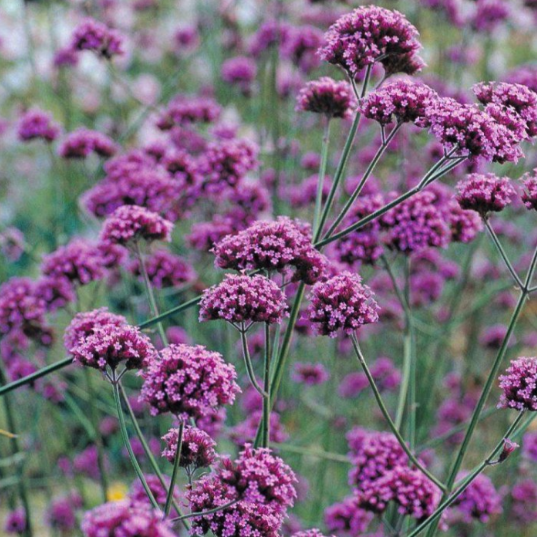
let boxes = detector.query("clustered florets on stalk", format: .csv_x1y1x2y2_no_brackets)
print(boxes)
140,344,240,420
199,273,288,325
17,108,61,142
498,357,537,411
456,173,515,216
161,425,217,469
307,272,379,337
70,18,125,59
296,76,357,119
58,128,118,159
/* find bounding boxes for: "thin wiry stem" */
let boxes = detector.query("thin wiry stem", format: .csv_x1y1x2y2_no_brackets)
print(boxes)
165,419,184,517
171,498,240,524
239,326,267,397
313,119,331,236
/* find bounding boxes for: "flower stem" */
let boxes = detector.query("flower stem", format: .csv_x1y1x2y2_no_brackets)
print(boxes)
165,419,184,517
261,323,272,448
112,375,159,509
313,119,331,237
171,498,240,523
134,241,168,346
239,326,267,397
350,335,445,492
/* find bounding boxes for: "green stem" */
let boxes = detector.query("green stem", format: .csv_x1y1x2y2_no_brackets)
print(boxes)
350,335,445,492
313,119,331,236
239,327,267,397
483,218,523,290
325,122,402,239
119,384,189,529
171,498,240,523
135,241,168,346
112,376,159,509
165,420,184,517
261,323,271,448
314,65,372,242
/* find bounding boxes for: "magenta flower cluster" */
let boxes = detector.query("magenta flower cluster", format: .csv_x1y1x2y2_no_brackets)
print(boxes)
100,205,173,245
456,173,515,216
498,357,537,411
199,274,288,325
307,272,379,337
296,77,357,119
58,128,118,159
161,425,216,469
140,344,240,420
70,18,125,59
318,6,424,78
17,108,60,143
213,217,327,284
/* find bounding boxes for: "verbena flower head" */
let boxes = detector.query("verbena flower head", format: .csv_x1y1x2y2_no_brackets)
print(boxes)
426,97,524,162
64,308,127,353
498,357,537,411
100,205,173,245
71,18,125,59
511,479,537,524
35,276,76,312
18,108,60,142
380,191,450,253
325,496,373,535
187,444,297,536
0,277,47,340
296,77,357,119
4,509,26,535
291,363,330,386
129,249,195,289
157,95,221,129
199,274,288,326
221,56,257,94
474,81,537,138
213,217,327,284
46,495,80,531
161,425,217,469
59,128,118,159
140,344,240,420
318,6,424,79
307,272,379,337
81,500,175,537
452,473,502,522
446,200,484,243
456,173,515,216
70,322,156,372
41,239,106,286
521,170,537,211
361,79,438,126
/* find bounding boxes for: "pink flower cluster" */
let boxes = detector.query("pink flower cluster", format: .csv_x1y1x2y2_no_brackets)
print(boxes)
157,95,222,129
199,274,288,325
70,18,125,59
17,108,60,142
296,77,357,119
213,217,327,284
140,344,240,420
456,173,515,216
498,357,537,411
307,272,379,337
161,425,216,469
58,128,118,159
129,249,195,289
318,6,424,78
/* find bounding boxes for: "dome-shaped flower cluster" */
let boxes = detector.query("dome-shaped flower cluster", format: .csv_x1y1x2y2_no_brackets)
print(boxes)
498,357,537,411
81,500,175,537
58,128,118,159
17,108,60,142
307,272,379,337
456,173,515,216
161,425,217,469
100,205,173,245
296,77,357,119
187,444,297,537
140,344,240,419
318,6,424,78
70,18,125,59
521,170,537,211
199,274,288,325
213,217,327,284
451,473,502,523
157,95,222,129
69,322,156,372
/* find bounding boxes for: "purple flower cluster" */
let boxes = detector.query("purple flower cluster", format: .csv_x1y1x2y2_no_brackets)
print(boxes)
70,18,125,59
339,357,400,398
521,170,537,211
230,410,289,447
380,191,450,253
46,495,81,531
221,56,257,95
129,249,195,289
187,444,297,537
456,173,515,216
70,321,156,372
296,77,357,119
451,473,502,522
213,217,327,284
140,344,240,420
100,205,173,245
307,272,379,337
41,238,106,286
498,357,537,411
199,274,288,325
161,425,217,469
318,6,424,78
324,496,373,535
4,509,26,535
511,479,537,524
426,97,524,162
157,95,222,129
17,108,60,142
361,79,438,126
81,500,175,537
292,362,330,385
58,128,118,159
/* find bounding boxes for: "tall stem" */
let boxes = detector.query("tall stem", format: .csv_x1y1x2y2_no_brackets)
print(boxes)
165,419,184,517
261,323,272,448
135,241,168,346
112,375,159,509
239,327,267,397
313,119,331,236
350,335,445,491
